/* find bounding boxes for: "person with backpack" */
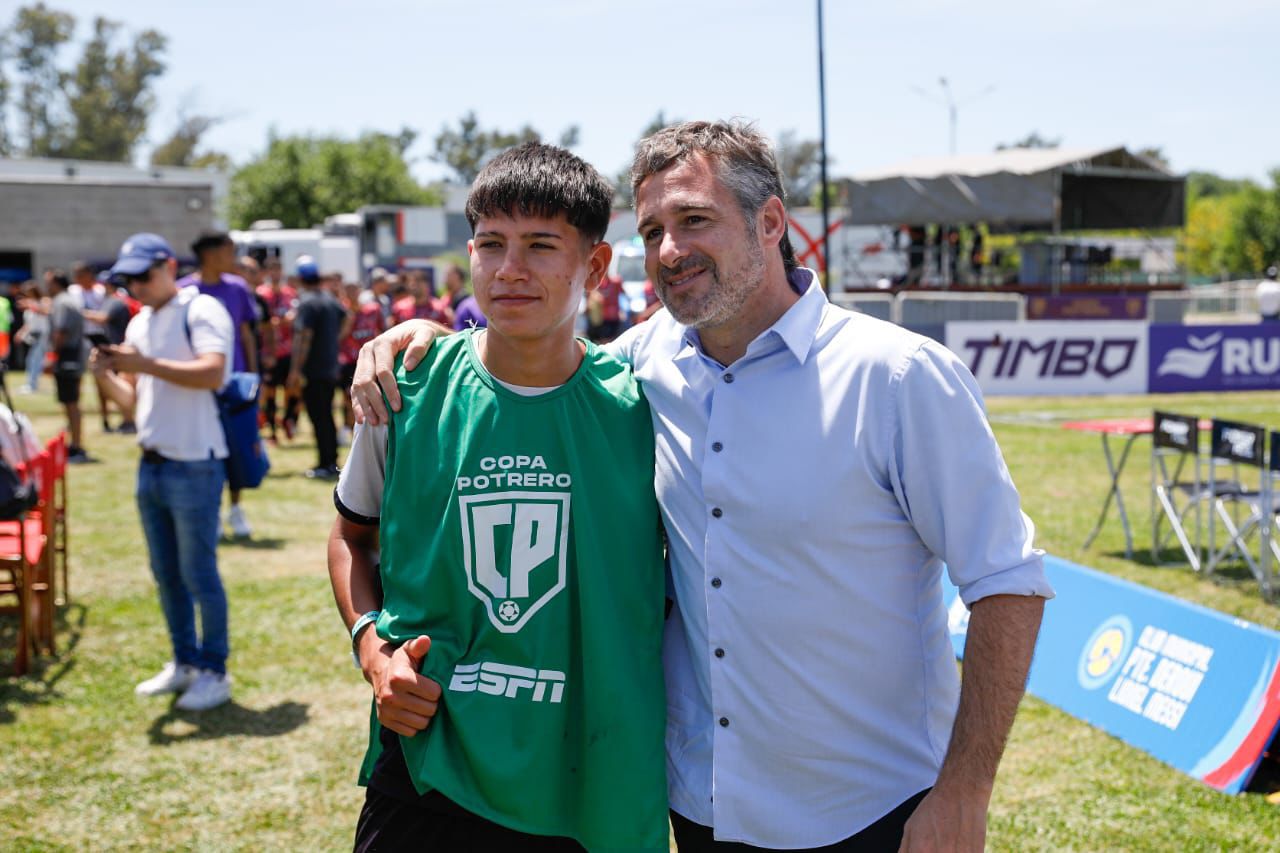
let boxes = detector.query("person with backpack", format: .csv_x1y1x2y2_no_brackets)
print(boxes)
91,233,236,712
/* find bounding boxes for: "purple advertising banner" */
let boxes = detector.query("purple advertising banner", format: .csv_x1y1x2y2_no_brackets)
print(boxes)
1027,294,1149,321
1149,323,1280,393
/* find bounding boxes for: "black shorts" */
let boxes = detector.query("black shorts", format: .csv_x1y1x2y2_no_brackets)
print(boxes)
54,368,83,404
265,355,291,388
355,727,583,852
339,361,357,392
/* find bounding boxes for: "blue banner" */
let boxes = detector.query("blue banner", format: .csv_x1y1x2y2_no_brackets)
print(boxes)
1148,323,1280,393
944,555,1280,793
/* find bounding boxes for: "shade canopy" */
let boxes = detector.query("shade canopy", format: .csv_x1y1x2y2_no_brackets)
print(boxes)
845,146,1185,230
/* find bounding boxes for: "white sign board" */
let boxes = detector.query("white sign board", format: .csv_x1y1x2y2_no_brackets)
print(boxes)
945,321,1149,396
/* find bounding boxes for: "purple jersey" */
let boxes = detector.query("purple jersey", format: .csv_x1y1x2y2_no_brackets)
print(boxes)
451,294,488,331
180,273,257,371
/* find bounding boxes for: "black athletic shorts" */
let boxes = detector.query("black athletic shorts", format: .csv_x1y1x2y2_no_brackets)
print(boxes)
266,354,291,388
339,361,357,393
54,366,82,404
354,727,583,852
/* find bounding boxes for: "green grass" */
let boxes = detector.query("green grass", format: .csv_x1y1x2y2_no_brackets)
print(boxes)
3,378,1280,850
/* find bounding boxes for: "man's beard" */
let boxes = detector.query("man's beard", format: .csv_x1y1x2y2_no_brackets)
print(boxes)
656,236,766,330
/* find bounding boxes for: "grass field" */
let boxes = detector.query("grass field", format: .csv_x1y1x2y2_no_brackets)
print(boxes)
2,375,1280,850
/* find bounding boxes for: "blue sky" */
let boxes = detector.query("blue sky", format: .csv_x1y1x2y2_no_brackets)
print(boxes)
17,0,1280,184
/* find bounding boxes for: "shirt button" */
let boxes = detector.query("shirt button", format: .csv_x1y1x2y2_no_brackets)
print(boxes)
711,441,723,452
723,373,735,384
711,507,723,518
719,717,730,727
714,648,725,658
710,577,722,588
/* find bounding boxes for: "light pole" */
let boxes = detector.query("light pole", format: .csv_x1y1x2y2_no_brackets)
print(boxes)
911,77,995,156
816,0,830,283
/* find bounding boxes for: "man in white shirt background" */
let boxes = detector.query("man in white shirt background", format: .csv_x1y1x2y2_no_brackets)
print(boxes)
91,232,236,712
351,120,1052,852
1257,266,1280,322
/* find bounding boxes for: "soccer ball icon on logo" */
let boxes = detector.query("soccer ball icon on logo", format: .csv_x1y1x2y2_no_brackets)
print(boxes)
497,600,521,623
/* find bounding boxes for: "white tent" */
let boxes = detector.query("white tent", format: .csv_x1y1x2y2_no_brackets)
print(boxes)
845,146,1184,229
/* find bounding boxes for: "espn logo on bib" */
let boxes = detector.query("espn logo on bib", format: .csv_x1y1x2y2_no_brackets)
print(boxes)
449,661,566,703
459,490,571,633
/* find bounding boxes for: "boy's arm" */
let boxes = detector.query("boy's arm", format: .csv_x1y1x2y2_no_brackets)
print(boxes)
328,515,442,737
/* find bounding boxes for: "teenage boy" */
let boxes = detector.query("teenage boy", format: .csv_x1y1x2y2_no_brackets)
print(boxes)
92,233,235,711
327,142,667,851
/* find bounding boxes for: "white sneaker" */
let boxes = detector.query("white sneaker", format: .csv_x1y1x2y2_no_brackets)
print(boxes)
227,505,252,538
135,662,198,696
175,670,232,711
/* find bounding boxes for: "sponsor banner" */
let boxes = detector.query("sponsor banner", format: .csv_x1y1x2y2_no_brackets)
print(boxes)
944,556,1280,793
1027,294,1148,321
1148,323,1280,393
944,321,1148,396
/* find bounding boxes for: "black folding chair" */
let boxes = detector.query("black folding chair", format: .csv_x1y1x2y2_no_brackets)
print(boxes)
1151,412,1207,570
1204,420,1274,597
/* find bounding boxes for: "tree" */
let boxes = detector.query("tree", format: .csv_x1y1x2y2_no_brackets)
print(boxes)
150,112,226,167
996,131,1061,151
1,4,167,161
228,131,440,229
613,111,677,206
9,2,74,156
431,111,578,184
1218,169,1280,274
60,15,166,161
775,130,825,205
1136,146,1171,170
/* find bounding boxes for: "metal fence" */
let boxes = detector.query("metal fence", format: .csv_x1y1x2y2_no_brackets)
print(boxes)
1147,281,1260,324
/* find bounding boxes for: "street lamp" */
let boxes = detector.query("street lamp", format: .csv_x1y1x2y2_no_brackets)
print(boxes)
911,77,996,155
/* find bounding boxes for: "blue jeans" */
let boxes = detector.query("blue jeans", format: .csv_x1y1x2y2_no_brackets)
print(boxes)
136,456,228,674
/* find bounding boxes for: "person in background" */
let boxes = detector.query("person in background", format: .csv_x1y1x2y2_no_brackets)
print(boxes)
586,268,624,342
441,263,469,315
368,268,394,325
256,257,300,444
71,263,116,434
338,282,383,445
1257,266,1280,322
46,270,92,463
180,232,258,539
93,232,235,712
287,256,349,480
392,269,451,327
16,282,49,393
90,274,138,433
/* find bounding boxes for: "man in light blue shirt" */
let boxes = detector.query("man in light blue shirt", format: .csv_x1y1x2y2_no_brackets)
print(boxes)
350,120,1052,852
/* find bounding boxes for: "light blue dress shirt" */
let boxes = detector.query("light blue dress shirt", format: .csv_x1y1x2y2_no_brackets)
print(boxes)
609,268,1052,848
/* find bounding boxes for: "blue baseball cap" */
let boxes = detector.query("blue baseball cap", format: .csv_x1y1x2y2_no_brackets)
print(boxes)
110,233,175,276
296,254,321,283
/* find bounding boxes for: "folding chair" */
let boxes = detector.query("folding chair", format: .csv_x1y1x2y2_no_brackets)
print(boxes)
0,526,31,676
1151,411,1208,570
1204,422,1278,598
46,432,68,606
0,449,54,655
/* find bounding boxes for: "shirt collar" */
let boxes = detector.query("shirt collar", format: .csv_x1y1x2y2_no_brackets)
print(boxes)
678,267,827,366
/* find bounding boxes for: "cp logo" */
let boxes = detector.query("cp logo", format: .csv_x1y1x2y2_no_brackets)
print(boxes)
459,491,570,633
1077,615,1133,690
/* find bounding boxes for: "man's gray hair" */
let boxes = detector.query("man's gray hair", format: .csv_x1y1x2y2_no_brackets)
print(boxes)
630,119,798,273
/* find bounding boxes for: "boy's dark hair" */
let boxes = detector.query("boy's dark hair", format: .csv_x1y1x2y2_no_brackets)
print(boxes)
465,141,613,243
191,231,233,260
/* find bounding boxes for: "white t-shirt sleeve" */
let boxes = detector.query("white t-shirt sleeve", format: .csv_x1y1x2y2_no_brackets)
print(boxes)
334,423,388,524
187,293,234,386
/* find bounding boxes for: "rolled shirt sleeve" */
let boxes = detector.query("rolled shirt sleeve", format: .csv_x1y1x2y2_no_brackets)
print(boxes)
890,339,1054,606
